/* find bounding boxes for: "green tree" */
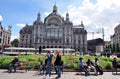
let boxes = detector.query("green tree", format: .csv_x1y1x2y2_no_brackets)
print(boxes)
112,43,115,52
116,43,120,52
11,39,19,47
109,44,112,49
108,44,112,51
105,45,108,49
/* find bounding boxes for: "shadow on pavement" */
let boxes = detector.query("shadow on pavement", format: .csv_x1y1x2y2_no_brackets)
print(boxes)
2,70,26,73
112,72,120,75
33,71,61,79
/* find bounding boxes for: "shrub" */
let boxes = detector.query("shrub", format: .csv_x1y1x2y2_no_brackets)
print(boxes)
1,59,11,69
70,63,78,69
29,61,39,68
0,55,116,70
0,56,13,69
105,61,112,69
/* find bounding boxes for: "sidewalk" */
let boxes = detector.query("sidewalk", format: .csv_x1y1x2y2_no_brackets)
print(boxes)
0,69,120,79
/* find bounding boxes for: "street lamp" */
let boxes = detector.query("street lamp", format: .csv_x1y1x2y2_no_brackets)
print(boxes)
63,26,65,55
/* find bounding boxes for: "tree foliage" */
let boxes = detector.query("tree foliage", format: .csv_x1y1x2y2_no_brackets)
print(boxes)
116,43,120,52
106,43,120,53
112,43,115,52
11,39,19,47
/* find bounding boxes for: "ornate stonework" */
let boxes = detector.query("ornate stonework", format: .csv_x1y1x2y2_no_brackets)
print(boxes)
0,22,11,50
19,5,87,52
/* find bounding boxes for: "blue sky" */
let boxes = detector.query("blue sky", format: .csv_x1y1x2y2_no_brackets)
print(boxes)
0,0,120,41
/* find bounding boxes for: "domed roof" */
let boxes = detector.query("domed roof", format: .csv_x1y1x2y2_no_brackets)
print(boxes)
33,12,42,25
44,5,64,25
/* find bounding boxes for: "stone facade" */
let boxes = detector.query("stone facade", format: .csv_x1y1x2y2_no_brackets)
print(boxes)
111,24,120,48
19,5,87,52
0,22,11,51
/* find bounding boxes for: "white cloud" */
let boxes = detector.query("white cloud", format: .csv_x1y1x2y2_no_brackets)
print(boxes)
44,12,50,17
16,24,26,27
42,0,120,41
10,36,19,42
65,0,120,41
0,15,3,21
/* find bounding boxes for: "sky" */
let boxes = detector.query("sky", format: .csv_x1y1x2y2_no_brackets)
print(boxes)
0,0,120,41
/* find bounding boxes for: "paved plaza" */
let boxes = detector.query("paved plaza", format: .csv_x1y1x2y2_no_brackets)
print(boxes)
0,69,120,79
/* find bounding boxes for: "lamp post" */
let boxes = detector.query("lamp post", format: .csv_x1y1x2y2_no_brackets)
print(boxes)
63,26,65,55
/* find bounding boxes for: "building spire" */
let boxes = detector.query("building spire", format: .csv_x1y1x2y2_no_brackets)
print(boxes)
26,24,28,26
37,12,41,21
66,12,69,21
81,21,84,27
53,4,57,12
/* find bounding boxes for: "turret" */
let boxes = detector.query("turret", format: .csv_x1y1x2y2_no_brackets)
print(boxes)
37,12,41,21
81,21,84,27
53,4,57,12
66,12,69,21
26,24,28,27
33,12,42,25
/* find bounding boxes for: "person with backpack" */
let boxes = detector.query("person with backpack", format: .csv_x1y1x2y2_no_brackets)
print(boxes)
44,51,53,79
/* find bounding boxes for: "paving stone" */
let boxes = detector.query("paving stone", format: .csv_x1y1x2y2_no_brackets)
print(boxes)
0,69,120,79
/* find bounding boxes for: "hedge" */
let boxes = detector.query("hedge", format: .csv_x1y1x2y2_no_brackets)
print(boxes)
0,54,119,70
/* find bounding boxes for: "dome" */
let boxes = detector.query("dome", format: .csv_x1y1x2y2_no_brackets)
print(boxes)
44,5,64,25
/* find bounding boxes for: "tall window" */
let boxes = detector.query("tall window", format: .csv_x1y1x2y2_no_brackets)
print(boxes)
74,40,76,44
59,39,61,43
79,40,81,44
0,32,2,36
22,35,24,38
0,38,1,43
46,28,60,38
67,38,69,43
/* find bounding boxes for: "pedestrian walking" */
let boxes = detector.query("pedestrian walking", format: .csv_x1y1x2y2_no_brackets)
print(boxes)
44,51,53,79
112,57,118,74
54,51,62,78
